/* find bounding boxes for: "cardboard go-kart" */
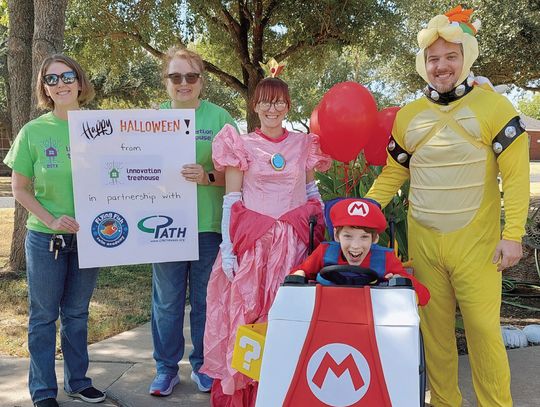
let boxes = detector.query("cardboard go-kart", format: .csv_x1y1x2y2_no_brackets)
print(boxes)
234,265,426,407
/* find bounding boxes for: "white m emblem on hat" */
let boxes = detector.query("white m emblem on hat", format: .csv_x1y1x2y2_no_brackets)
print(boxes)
347,201,369,217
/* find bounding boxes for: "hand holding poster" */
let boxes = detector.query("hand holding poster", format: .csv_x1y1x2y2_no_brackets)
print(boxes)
69,109,198,268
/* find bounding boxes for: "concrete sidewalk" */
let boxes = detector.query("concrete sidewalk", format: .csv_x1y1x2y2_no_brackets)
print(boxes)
0,322,210,407
1,321,539,406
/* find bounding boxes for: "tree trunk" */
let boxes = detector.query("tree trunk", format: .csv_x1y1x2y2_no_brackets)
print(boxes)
6,0,68,271
7,0,33,136
30,0,68,117
246,72,264,131
7,0,33,272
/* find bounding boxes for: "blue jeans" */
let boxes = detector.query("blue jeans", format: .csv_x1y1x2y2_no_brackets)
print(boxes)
25,230,99,402
151,232,221,375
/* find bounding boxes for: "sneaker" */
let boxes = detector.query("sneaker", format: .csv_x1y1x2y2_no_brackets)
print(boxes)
149,373,180,396
34,399,59,407
68,386,106,403
190,370,213,392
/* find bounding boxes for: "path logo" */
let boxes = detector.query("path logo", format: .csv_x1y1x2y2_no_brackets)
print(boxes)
91,212,129,248
306,343,370,406
347,201,369,217
137,215,187,241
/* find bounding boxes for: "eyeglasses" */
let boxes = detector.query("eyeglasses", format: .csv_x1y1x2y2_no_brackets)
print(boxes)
42,71,78,86
258,101,288,112
166,72,201,85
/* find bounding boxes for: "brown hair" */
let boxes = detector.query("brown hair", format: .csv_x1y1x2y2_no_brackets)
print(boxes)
250,77,291,110
36,54,95,110
335,225,378,240
161,46,205,86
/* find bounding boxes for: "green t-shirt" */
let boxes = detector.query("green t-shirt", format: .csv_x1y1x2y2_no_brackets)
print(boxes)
4,112,75,233
160,99,237,233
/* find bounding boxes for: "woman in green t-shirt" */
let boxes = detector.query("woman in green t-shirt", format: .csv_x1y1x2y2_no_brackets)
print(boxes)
4,55,105,406
148,47,237,397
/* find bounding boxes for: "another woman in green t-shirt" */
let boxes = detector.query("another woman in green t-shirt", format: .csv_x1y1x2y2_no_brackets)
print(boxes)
4,55,105,406
148,47,237,397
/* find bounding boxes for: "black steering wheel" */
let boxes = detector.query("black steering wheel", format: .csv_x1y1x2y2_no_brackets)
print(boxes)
319,265,380,286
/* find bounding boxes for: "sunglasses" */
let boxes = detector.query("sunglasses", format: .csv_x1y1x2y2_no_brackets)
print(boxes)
42,71,78,86
258,101,288,112
166,72,201,85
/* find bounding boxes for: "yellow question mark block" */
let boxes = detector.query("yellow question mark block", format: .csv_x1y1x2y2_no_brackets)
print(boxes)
232,322,268,380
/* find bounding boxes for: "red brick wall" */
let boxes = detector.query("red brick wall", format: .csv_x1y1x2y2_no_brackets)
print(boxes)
529,130,540,161
0,123,11,175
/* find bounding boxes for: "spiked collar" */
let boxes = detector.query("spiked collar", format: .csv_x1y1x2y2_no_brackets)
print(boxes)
424,75,474,105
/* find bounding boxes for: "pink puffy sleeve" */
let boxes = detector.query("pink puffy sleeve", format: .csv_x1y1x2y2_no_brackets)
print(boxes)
212,124,250,171
306,132,332,172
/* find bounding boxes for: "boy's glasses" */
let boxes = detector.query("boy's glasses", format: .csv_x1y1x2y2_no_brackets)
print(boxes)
166,72,201,85
42,71,78,86
258,101,288,112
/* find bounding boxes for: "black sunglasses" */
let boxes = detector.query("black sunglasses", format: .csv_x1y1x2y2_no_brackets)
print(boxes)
42,71,78,86
166,72,201,85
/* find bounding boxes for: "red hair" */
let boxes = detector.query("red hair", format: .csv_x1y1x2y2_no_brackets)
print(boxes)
250,77,291,110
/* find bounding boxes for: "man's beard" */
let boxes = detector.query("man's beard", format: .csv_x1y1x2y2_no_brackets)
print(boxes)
433,82,456,94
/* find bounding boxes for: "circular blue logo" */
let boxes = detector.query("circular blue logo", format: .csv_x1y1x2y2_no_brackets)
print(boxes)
270,153,286,171
91,212,129,248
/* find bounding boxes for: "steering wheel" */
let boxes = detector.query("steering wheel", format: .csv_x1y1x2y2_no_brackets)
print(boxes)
319,265,380,286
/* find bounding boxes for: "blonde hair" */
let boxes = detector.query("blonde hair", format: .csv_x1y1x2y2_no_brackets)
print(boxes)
161,47,206,86
36,54,95,110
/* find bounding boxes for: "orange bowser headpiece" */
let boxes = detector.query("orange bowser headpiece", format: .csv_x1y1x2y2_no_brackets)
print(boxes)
330,198,387,234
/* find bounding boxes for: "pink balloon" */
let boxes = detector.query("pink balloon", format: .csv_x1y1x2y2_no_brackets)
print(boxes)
318,82,378,162
364,107,400,166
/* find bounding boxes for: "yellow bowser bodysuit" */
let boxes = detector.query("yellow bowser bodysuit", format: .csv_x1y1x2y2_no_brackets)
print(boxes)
366,6,530,407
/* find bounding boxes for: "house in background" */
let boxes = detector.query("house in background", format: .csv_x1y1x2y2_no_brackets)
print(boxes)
523,115,540,161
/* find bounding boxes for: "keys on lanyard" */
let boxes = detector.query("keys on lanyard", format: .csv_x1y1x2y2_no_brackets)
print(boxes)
49,234,65,260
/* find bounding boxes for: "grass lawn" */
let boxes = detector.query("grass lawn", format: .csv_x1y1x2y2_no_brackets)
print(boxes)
0,208,153,357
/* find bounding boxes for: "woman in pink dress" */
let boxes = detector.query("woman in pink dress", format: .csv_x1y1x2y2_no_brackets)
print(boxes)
201,77,332,406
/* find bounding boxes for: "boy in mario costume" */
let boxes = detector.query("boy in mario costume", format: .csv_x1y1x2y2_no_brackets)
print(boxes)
291,198,430,306
366,5,529,406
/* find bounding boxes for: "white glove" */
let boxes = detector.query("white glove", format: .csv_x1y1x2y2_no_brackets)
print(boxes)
501,325,528,349
523,325,540,345
220,192,242,281
306,180,324,210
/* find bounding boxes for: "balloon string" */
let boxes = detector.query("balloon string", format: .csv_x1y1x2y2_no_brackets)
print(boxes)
347,159,369,196
343,162,350,196
358,160,369,178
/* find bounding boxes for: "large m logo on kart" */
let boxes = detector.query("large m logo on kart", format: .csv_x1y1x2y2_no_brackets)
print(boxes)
312,352,364,390
307,343,371,406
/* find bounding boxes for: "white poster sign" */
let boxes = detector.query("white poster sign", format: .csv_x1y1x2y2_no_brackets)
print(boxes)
69,109,198,268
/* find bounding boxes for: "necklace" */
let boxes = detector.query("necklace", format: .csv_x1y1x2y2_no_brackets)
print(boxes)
270,153,286,171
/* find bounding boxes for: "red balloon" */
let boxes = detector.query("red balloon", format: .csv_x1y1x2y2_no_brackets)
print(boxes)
364,107,400,166
318,82,378,162
309,105,321,136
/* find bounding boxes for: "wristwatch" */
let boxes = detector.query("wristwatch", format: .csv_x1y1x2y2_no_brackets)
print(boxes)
207,172,215,184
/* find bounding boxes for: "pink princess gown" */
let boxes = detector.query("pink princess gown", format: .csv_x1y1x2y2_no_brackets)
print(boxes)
201,124,331,406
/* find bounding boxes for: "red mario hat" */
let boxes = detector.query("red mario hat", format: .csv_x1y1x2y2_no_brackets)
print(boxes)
330,198,387,233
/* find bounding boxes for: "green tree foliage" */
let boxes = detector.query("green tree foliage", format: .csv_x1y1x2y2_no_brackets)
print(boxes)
64,0,540,126
285,46,400,132
519,93,540,119
65,0,402,128
374,0,540,96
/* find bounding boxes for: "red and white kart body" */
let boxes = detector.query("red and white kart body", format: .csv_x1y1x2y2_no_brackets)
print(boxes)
256,283,423,407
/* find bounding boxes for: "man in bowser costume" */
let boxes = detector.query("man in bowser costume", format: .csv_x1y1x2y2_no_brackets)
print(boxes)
366,5,529,407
